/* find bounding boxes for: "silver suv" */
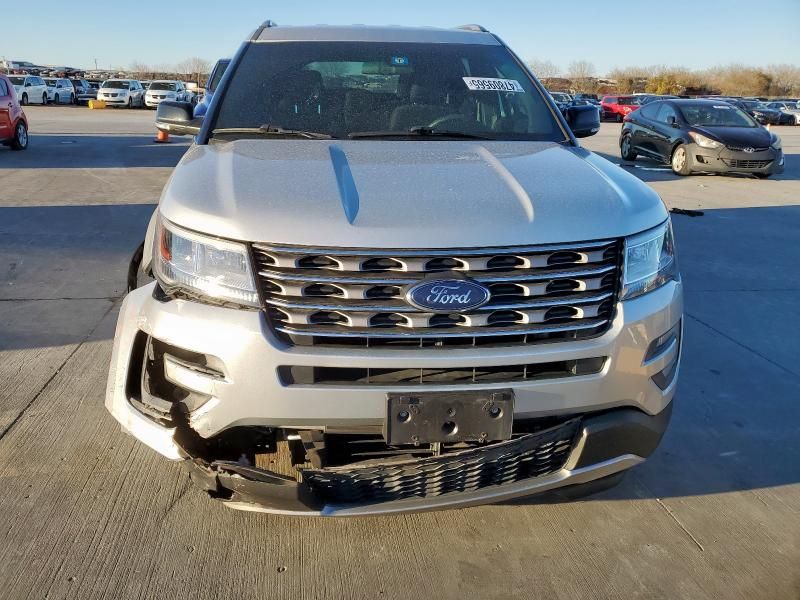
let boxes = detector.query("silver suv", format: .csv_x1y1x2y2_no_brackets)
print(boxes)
108,23,682,516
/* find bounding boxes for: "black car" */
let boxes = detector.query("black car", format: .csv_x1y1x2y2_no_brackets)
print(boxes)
730,100,794,126
640,94,679,105
619,99,784,177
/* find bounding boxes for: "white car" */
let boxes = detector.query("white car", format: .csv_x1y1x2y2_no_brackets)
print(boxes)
144,80,191,108
7,75,48,105
43,78,76,105
97,79,145,108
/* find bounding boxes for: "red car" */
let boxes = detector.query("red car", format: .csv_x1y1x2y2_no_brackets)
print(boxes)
601,95,641,122
0,74,29,150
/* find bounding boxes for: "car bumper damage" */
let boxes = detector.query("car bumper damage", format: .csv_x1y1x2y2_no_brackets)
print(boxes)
106,280,682,515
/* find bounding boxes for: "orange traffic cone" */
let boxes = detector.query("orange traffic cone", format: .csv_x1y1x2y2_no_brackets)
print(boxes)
154,129,170,143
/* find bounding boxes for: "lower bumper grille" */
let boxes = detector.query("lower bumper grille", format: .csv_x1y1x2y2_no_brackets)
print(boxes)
279,357,606,386
301,419,580,504
721,158,772,169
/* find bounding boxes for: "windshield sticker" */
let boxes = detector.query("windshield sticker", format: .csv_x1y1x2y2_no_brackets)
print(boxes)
463,77,525,92
713,105,732,109
390,56,409,66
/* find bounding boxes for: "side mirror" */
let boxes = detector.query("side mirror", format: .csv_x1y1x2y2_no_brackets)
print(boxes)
668,116,679,128
25,82,32,87
566,104,600,138
156,101,202,136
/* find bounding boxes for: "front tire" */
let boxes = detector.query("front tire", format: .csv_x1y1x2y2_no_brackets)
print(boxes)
127,97,133,109
55,94,60,104
620,133,638,161
671,144,692,176
42,92,48,105
21,93,28,106
71,93,76,105
10,121,28,151
616,113,623,123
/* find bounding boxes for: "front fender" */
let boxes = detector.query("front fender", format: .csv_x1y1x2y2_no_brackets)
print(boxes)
141,209,158,275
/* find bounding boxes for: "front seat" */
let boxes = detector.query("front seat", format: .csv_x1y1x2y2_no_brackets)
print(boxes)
389,84,450,131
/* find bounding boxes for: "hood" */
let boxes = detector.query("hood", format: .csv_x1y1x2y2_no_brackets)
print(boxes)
695,125,773,148
159,140,667,248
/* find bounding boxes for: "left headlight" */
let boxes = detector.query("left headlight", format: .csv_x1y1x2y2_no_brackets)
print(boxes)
688,132,721,149
621,220,679,301
152,216,259,307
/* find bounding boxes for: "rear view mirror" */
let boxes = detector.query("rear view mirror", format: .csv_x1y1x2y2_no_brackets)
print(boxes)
566,104,600,138
156,101,203,136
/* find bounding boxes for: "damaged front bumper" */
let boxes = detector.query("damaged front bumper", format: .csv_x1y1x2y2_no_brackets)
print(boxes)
181,405,671,516
105,279,681,516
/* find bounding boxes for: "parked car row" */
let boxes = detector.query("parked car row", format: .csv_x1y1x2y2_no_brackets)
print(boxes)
5,74,198,109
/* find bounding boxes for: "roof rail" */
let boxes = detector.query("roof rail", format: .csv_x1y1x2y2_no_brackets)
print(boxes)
455,24,489,33
251,20,279,41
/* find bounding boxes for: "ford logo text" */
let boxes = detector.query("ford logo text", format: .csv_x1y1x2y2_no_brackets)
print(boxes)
405,279,491,313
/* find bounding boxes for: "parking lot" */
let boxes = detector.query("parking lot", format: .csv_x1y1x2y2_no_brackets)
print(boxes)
0,105,798,599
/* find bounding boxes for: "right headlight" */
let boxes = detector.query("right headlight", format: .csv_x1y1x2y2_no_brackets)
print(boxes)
621,219,679,300
152,216,259,307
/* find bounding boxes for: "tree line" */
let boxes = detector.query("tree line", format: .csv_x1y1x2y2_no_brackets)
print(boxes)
127,58,211,86
527,60,800,97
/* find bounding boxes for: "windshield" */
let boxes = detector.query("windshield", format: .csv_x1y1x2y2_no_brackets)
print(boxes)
150,82,177,91
44,79,57,85
679,104,758,128
103,80,129,89
9,76,25,85
551,93,570,102
214,42,565,141
617,97,640,106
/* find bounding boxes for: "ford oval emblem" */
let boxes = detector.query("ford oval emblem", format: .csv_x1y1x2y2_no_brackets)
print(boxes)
405,279,491,313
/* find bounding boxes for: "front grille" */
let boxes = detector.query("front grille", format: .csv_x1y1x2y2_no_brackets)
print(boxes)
253,240,622,349
721,158,772,169
301,418,580,504
725,145,768,152
279,357,606,386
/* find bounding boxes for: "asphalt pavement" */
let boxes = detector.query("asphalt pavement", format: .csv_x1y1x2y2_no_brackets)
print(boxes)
0,106,798,600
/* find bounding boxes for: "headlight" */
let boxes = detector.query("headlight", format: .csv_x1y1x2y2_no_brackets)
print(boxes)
152,217,259,307
688,132,721,149
621,220,679,300
770,135,782,150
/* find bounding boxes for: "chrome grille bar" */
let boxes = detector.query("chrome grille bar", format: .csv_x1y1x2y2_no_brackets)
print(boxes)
252,240,621,348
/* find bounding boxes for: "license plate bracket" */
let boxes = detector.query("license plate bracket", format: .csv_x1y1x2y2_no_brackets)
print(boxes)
384,390,514,445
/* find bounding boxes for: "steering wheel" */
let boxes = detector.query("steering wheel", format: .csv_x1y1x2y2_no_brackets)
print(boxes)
427,113,469,129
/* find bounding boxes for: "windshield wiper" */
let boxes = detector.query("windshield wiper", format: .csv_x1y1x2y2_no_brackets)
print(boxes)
349,127,492,140
213,124,334,139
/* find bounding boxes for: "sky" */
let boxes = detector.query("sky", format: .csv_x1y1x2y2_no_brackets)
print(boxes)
2,0,797,75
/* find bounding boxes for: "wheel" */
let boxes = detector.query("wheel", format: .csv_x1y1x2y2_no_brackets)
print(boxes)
620,133,638,161
42,92,48,105
55,94,60,104
671,144,692,176
10,121,28,151
71,93,76,105
616,113,623,123
21,93,28,106
127,97,133,109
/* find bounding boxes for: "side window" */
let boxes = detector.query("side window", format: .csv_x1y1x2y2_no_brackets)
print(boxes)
656,104,678,124
639,103,660,120
604,97,616,104
0,80,8,96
